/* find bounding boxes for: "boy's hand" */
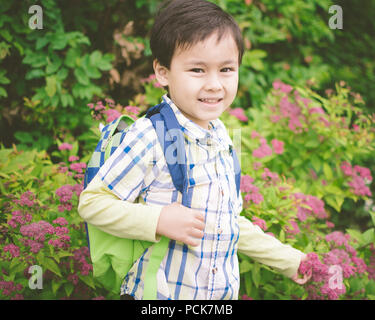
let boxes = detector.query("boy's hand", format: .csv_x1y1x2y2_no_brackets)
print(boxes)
156,202,205,247
291,254,312,285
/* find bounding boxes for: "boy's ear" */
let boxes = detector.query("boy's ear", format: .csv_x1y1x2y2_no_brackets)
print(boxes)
153,59,169,87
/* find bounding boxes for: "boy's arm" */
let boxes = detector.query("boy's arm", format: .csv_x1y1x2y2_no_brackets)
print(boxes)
78,174,162,242
237,215,304,278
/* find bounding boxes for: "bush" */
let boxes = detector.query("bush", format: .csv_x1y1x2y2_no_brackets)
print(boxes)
221,80,375,299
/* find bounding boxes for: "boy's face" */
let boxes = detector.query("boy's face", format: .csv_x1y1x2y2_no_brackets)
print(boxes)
154,31,239,130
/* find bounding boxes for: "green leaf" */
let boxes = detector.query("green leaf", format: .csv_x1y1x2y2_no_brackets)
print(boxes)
74,68,89,85
89,50,102,66
45,76,57,97
240,259,252,274
305,139,320,148
369,210,375,227
65,47,80,68
323,163,333,180
46,55,62,75
64,282,74,297
244,274,252,297
51,34,68,50
0,86,7,97
36,37,49,50
311,155,321,172
362,228,374,246
291,157,303,168
25,69,45,80
252,263,261,288
79,274,96,289
44,257,62,277
52,279,62,294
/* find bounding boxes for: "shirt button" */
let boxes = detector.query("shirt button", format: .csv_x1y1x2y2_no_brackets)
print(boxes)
212,267,218,274
218,228,222,235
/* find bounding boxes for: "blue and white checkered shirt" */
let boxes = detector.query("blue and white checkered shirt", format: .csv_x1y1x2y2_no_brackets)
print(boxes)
99,94,242,299
90,94,304,300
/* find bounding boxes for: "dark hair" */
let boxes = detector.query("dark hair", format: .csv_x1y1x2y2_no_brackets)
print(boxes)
150,0,244,70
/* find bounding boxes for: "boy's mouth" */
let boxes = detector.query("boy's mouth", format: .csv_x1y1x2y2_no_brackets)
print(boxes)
198,98,223,105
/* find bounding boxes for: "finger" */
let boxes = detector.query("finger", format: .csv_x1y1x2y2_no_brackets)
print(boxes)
193,219,205,231
194,211,205,222
184,236,200,247
189,227,204,239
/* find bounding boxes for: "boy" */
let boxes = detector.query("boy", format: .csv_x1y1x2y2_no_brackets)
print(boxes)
78,0,309,300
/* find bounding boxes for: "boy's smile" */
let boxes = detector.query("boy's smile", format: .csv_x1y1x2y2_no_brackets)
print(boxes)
154,31,239,130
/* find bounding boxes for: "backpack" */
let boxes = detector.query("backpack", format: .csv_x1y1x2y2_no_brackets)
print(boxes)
83,101,241,299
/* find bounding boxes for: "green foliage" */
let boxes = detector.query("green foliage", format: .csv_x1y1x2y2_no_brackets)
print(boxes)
222,80,375,300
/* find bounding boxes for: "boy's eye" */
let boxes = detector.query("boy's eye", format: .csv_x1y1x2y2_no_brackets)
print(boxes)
221,67,234,72
189,67,235,73
190,68,204,73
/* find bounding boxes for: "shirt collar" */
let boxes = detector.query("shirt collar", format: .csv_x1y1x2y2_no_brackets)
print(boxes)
161,94,233,150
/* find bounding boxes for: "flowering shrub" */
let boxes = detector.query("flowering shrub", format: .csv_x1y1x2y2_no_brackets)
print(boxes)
1,79,374,300
0,147,114,300
222,80,375,300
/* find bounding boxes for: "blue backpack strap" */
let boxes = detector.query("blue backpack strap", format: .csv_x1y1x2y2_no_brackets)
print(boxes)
147,102,241,201
230,145,241,197
146,102,190,207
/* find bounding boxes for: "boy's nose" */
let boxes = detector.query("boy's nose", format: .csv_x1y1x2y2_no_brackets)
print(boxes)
204,73,223,91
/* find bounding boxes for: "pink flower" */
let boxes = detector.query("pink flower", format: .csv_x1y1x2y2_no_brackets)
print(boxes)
285,219,300,235
340,161,353,176
246,192,264,204
69,162,87,173
326,221,335,228
261,168,279,183
58,143,73,151
56,185,73,202
251,130,261,139
309,107,325,115
252,143,272,158
271,139,284,154
348,175,372,196
15,191,35,207
240,175,254,193
68,156,80,162
7,210,32,228
4,244,20,258
229,108,248,122
125,106,140,115
153,82,163,88
20,221,54,241
252,216,267,231
53,217,69,226
270,115,281,123
253,162,262,170
353,165,372,182
103,109,121,123
272,80,293,93
325,231,348,247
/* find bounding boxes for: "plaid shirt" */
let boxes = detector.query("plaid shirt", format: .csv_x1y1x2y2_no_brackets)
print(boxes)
98,94,242,299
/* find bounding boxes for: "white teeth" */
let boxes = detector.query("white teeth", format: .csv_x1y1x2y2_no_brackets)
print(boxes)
201,99,220,103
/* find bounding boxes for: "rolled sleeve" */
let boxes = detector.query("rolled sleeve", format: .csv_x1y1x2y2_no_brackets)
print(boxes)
78,117,163,242
237,215,304,278
78,174,162,242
